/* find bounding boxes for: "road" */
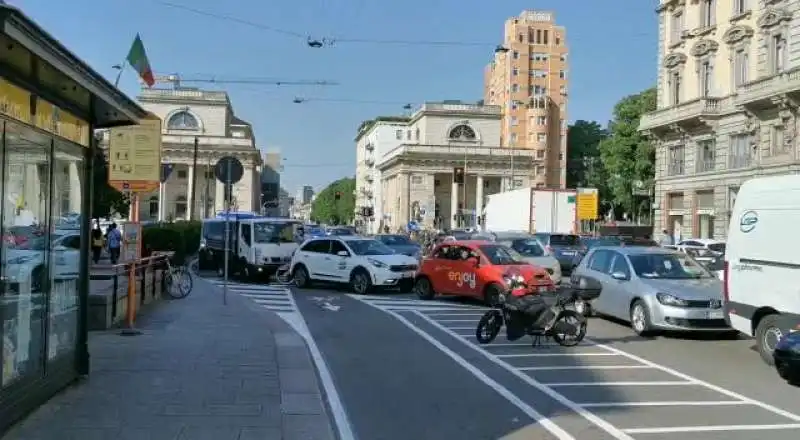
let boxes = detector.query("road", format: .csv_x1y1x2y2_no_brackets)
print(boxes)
199,273,800,440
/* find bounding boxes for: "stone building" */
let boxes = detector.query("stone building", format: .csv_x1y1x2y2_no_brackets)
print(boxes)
100,87,262,220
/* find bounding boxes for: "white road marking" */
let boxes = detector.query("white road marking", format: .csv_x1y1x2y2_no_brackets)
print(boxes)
206,279,298,314
497,352,618,358
623,424,800,434
519,365,654,371
544,381,695,387
580,401,749,408
372,307,577,440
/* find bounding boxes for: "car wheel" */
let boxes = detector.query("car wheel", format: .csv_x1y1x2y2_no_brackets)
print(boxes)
755,314,782,366
630,300,653,336
398,279,414,294
350,269,372,294
415,276,435,300
293,265,311,288
484,283,504,307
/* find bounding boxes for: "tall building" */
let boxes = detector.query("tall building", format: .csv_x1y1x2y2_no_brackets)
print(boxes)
261,151,282,216
640,0,797,240
484,10,569,188
296,185,314,204
101,86,262,220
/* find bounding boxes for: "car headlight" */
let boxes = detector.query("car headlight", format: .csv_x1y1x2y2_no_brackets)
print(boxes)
656,292,689,307
7,256,35,265
368,258,387,268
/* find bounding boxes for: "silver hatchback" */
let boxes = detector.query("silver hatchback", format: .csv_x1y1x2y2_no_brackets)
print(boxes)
572,246,728,335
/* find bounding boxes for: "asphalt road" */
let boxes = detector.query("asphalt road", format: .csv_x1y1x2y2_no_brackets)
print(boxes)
201,274,800,440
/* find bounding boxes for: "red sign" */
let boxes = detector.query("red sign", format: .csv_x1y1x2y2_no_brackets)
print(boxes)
109,180,159,193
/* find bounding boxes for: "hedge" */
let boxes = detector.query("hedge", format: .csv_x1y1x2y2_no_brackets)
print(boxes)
142,221,201,265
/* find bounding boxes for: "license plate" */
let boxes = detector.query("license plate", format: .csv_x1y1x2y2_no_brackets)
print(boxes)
402,272,415,278
560,251,575,256
706,310,724,319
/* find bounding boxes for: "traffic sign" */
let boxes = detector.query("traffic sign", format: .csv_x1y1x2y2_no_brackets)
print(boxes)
160,163,174,183
108,180,159,193
214,156,243,184
576,188,599,220
108,112,162,193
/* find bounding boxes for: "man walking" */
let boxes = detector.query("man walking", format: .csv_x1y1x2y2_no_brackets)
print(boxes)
106,223,122,264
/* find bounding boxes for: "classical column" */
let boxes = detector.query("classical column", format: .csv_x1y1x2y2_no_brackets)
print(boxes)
186,164,194,220
215,177,224,213
398,172,410,225
24,164,41,220
68,161,82,213
451,177,459,230
157,181,166,221
475,174,484,226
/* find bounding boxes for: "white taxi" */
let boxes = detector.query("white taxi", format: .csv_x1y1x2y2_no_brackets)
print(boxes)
290,235,419,294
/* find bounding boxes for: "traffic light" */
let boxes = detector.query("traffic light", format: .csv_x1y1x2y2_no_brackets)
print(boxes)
334,191,342,200
453,167,465,184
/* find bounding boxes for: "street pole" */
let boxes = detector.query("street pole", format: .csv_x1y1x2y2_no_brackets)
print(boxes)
190,136,199,220
463,147,468,228
222,160,232,306
203,158,211,218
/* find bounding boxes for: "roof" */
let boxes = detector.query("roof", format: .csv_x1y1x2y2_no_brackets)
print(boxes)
593,246,677,256
437,239,493,247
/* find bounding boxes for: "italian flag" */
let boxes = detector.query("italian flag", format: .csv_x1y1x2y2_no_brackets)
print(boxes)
126,34,155,87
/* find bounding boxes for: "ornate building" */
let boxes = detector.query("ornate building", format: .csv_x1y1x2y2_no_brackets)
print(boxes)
640,0,800,240
100,87,262,220
356,101,539,233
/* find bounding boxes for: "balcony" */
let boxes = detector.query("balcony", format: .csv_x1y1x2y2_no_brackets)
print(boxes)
639,97,730,134
735,68,800,110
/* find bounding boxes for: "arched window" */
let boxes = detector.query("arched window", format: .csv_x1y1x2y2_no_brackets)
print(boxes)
167,111,199,130
175,195,187,219
448,124,476,141
148,196,159,218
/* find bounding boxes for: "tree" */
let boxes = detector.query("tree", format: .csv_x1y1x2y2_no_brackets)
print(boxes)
90,148,129,219
310,177,356,225
566,120,607,188
597,87,657,220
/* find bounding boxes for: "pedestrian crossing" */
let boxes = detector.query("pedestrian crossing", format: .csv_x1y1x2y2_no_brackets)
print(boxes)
206,279,297,313
349,294,489,312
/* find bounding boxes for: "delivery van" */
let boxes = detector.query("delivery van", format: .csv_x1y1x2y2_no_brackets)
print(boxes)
725,174,800,365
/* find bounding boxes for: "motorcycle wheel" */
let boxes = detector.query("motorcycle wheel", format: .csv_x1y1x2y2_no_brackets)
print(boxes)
476,310,503,344
550,310,587,347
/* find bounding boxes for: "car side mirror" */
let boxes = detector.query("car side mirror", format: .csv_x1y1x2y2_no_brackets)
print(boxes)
572,275,603,300
337,250,349,257
610,271,629,281
469,256,480,267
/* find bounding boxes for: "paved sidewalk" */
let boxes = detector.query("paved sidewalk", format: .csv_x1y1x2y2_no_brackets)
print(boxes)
5,278,336,440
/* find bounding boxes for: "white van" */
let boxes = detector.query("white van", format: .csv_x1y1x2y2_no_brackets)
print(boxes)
198,215,302,279
725,174,800,364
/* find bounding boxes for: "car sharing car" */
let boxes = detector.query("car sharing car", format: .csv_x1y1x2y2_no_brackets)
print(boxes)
571,246,727,335
414,240,554,306
290,235,419,294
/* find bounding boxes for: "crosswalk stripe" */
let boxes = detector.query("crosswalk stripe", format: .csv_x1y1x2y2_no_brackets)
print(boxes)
202,276,298,313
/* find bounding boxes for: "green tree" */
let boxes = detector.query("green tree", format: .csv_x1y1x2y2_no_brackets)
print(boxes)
91,148,129,219
311,177,356,225
598,87,657,219
566,120,607,188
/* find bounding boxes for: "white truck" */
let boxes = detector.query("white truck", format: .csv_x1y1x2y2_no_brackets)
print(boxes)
483,187,578,234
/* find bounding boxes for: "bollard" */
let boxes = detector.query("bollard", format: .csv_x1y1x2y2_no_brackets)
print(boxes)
140,263,146,306
111,270,119,319
150,259,157,298
120,261,141,336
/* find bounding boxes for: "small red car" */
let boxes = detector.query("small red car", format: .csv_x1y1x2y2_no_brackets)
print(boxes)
414,240,554,305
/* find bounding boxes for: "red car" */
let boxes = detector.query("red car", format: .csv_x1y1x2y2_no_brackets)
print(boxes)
414,240,554,305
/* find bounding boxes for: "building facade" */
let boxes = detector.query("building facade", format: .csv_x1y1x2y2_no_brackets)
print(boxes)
100,87,262,221
484,10,569,188
640,0,800,240
261,151,281,216
357,101,539,233
0,4,147,433
296,185,314,204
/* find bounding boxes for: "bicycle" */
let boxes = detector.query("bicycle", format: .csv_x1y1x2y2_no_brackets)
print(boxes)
154,252,193,299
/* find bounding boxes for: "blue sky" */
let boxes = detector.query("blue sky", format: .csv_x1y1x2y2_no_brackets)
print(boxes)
13,0,657,194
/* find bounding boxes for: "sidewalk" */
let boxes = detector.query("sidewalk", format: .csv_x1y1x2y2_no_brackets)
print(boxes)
4,278,336,440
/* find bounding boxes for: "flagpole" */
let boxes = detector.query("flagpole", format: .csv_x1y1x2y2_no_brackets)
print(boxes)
113,60,127,87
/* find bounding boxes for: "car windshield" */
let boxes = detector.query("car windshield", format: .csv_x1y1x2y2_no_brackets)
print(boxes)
346,239,394,256
708,243,726,253
307,227,324,236
479,244,525,265
628,253,711,279
379,235,411,245
586,237,621,248
509,239,545,257
329,228,353,236
450,231,472,240
253,222,295,243
549,234,581,246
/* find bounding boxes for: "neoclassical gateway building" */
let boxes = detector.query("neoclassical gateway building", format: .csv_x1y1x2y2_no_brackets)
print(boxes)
354,101,544,233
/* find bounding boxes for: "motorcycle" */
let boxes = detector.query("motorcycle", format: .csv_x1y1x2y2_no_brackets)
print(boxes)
475,273,603,347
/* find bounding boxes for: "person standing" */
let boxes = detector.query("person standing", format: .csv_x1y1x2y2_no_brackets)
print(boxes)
659,229,674,246
91,224,104,264
106,223,122,264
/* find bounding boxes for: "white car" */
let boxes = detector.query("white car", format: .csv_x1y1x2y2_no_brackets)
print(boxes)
290,235,419,294
2,231,81,294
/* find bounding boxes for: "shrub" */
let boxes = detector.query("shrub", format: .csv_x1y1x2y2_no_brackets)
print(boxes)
141,221,201,264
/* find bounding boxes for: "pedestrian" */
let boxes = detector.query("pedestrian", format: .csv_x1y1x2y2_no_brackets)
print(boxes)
659,229,674,246
106,223,122,264
91,223,104,264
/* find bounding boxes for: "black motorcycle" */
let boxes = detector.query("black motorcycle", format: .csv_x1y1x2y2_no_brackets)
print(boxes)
475,274,603,347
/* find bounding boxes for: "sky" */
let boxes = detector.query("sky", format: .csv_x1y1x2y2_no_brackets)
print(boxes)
11,0,657,194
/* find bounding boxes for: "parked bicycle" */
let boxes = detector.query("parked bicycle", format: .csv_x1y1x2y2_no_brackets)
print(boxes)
154,252,193,299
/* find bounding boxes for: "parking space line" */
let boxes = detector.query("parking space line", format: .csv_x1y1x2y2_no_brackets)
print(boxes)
520,365,653,371
544,381,695,387
377,309,577,439
425,312,485,317
414,311,635,440
591,340,800,423
623,424,800,434
437,319,479,322
580,401,749,408
497,353,618,358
